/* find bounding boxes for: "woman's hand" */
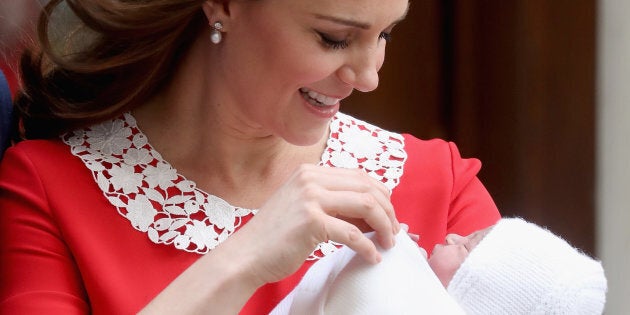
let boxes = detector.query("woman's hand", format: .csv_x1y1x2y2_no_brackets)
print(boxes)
231,164,400,286
140,164,399,314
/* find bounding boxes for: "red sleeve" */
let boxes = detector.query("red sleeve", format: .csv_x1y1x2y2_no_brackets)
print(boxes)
392,136,501,251
0,146,90,314
445,141,501,236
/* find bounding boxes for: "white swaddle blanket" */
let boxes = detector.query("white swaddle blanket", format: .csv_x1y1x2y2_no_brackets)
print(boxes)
270,230,464,315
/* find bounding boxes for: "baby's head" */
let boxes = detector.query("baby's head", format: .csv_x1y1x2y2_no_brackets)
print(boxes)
429,218,607,315
427,225,494,287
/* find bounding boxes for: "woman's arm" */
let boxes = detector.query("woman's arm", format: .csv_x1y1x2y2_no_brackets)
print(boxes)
138,165,402,314
445,141,501,235
0,147,90,314
138,232,262,314
2,148,400,314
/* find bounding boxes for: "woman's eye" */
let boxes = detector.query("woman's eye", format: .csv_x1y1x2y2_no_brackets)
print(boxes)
317,31,391,49
317,32,349,50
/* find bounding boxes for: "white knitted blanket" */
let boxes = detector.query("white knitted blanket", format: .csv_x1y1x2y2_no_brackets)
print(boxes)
270,230,464,315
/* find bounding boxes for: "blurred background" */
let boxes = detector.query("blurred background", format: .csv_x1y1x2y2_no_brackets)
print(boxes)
1,0,628,313
0,1,42,94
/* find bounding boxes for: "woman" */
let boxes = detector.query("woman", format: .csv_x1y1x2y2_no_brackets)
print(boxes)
0,0,500,314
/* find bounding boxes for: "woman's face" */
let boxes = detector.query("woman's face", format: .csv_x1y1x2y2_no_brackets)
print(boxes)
209,0,409,145
428,226,494,287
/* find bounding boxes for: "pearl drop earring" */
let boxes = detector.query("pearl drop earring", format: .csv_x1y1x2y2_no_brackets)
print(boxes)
210,21,223,44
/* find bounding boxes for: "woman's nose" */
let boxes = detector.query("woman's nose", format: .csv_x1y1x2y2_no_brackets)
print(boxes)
337,47,384,92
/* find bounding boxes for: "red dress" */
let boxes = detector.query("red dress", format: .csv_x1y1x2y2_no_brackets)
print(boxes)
0,113,500,314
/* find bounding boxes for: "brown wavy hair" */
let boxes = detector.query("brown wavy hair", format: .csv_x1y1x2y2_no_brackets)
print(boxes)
13,0,207,140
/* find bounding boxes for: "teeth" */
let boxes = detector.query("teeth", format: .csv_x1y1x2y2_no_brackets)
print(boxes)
300,88,340,106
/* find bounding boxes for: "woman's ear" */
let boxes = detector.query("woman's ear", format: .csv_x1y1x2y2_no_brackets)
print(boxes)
201,0,232,28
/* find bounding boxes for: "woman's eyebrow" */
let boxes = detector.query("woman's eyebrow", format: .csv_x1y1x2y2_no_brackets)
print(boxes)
312,3,410,30
313,14,371,29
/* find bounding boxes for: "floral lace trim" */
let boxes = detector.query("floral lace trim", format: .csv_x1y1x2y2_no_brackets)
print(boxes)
63,112,407,258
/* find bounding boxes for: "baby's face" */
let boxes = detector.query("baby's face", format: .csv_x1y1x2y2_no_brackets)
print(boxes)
427,226,493,287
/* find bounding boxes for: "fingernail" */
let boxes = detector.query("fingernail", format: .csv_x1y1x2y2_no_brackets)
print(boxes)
400,223,409,232
375,252,382,264
409,233,420,242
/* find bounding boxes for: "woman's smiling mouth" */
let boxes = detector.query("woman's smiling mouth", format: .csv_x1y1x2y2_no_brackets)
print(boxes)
299,87,341,107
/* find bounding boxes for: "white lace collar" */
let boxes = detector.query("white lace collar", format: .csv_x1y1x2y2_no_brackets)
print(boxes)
63,112,407,258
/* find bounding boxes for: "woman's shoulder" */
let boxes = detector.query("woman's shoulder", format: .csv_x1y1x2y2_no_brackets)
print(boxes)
401,134,480,170
333,113,484,198
335,112,478,170
0,138,79,179
3,138,70,161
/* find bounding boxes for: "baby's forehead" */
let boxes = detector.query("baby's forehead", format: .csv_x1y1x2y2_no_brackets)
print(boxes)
465,227,493,250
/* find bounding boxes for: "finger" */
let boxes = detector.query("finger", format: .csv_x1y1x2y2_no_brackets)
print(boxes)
298,165,392,197
319,190,396,249
408,233,420,243
297,166,400,234
400,223,409,232
333,168,400,233
324,216,381,264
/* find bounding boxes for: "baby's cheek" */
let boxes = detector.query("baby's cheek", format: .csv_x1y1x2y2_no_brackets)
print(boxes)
428,247,469,287
428,258,455,287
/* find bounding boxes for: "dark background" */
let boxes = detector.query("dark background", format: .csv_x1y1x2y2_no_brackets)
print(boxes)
344,0,596,254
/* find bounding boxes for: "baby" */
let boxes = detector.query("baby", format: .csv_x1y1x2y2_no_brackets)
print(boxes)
271,218,607,315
